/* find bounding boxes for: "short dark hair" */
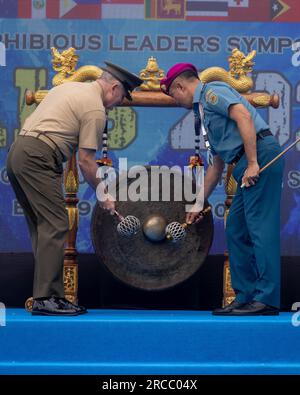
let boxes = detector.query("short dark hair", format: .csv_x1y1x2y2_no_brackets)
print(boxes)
178,70,199,81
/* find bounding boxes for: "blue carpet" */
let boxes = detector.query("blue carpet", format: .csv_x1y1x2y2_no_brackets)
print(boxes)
0,309,299,374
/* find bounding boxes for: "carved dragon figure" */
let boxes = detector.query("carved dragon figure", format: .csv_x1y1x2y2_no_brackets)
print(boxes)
200,48,256,93
50,47,256,94
51,47,102,86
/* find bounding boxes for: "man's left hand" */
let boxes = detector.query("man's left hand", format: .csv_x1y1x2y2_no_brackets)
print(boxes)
242,162,260,187
186,203,206,225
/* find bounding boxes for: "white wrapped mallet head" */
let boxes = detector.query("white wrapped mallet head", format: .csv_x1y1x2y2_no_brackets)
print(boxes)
165,222,187,243
114,210,140,237
165,206,212,243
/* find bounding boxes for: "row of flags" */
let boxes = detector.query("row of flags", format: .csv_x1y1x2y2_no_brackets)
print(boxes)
0,0,300,22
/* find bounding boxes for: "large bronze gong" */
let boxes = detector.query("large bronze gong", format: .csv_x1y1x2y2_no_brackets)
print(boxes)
91,167,214,291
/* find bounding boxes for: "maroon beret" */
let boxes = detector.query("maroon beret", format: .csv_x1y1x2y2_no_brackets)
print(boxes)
160,63,198,95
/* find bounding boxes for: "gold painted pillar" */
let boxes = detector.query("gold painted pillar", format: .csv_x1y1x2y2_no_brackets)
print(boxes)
223,164,238,306
63,153,79,304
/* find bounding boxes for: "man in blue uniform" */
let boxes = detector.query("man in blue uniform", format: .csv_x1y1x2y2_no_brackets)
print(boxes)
160,63,284,315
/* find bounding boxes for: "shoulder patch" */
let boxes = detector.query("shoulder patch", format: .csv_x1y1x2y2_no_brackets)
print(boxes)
205,89,218,105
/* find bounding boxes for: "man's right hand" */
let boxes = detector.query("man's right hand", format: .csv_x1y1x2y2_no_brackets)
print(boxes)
242,162,260,187
98,192,115,215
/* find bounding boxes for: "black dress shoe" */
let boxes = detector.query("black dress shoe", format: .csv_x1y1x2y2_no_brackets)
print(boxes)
32,296,87,316
212,300,246,315
230,301,279,316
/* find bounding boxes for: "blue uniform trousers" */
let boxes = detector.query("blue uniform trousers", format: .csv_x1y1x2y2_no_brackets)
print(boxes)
226,135,284,308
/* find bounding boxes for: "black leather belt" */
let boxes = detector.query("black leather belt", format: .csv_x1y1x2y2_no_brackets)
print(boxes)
230,130,272,165
257,130,272,139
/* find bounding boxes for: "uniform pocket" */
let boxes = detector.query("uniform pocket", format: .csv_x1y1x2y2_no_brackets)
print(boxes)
53,154,63,174
50,146,63,171
232,156,247,183
23,146,48,162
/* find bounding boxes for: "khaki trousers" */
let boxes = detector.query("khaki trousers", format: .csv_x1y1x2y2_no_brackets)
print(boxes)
6,136,69,298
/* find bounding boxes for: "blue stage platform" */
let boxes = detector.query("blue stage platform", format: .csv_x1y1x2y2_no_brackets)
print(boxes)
0,309,299,375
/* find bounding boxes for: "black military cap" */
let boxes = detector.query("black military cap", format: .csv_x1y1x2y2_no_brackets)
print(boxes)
102,61,143,100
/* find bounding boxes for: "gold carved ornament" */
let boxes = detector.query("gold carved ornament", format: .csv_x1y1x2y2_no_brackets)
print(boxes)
51,47,102,86
26,48,278,108
139,56,165,91
200,48,256,93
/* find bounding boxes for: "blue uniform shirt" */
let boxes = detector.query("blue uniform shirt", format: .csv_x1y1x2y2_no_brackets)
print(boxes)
193,81,269,164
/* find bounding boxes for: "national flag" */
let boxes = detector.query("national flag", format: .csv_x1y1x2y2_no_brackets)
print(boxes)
18,0,45,19
18,0,101,19
186,0,229,22
47,0,101,19
144,0,156,19
271,0,300,22
145,0,185,20
228,0,270,21
0,0,19,18
102,0,144,19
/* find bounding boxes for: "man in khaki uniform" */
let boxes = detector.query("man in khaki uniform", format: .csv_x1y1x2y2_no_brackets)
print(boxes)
6,62,143,316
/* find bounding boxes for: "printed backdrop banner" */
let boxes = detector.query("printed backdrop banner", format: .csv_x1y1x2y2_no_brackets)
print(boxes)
0,0,299,255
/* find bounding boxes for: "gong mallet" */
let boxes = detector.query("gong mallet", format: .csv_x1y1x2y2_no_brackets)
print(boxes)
165,206,212,243
241,135,300,188
113,210,141,237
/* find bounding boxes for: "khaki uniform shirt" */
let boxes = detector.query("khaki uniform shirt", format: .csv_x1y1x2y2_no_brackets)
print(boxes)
22,81,106,161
